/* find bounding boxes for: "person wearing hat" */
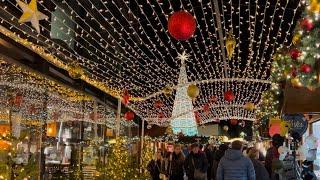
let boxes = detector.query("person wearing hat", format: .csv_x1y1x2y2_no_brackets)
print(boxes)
184,143,208,180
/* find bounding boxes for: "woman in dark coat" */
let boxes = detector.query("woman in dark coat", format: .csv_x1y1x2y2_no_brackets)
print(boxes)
148,151,166,180
211,144,228,180
248,148,270,180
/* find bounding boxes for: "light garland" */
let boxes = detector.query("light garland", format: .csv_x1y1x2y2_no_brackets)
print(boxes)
0,0,302,125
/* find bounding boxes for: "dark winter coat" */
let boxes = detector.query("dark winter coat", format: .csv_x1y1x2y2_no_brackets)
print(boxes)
265,147,280,178
184,151,209,180
250,158,270,180
216,149,255,180
211,146,228,180
167,152,185,180
147,159,165,180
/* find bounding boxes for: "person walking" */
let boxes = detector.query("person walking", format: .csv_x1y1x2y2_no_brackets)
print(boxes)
204,144,214,180
166,144,185,180
265,134,284,180
211,144,228,180
216,140,255,180
147,151,166,180
248,148,270,180
184,143,209,180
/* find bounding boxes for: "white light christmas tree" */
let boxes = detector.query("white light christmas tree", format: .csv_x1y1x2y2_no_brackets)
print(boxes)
171,52,198,136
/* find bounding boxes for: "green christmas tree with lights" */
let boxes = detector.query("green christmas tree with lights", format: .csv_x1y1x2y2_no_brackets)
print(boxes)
271,0,320,90
104,137,135,180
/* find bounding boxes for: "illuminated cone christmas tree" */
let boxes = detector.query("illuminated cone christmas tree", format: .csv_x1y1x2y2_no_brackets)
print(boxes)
171,52,198,136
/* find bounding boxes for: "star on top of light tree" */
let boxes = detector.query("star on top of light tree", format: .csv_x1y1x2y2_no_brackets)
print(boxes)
16,0,48,33
176,51,190,64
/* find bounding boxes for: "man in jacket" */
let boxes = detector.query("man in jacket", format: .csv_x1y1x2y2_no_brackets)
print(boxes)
216,140,255,180
184,143,208,180
167,144,185,180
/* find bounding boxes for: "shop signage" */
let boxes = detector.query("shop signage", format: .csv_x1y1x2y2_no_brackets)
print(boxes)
282,113,308,136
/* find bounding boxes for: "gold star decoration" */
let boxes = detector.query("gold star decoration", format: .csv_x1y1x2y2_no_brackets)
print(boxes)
16,0,48,33
176,51,190,64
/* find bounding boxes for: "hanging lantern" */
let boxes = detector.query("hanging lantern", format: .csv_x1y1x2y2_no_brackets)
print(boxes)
224,91,235,102
269,124,281,137
163,87,173,96
124,111,135,121
223,125,229,131
187,84,200,99
244,102,255,111
168,11,196,41
47,122,57,137
154,100,163,109
226,31,236,60
68,61,84,79
122,89,130,105
230,119,238,126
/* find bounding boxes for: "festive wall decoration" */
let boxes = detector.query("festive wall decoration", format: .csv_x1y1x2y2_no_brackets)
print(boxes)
0,0,303,125
168,11,196,41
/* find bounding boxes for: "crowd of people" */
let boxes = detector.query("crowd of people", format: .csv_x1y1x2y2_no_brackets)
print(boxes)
147,140,272,180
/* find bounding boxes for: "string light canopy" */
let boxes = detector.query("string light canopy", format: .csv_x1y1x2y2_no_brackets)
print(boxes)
0,0,303,126
0,59,137,129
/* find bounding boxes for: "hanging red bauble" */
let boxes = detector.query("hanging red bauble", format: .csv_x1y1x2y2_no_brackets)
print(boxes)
124,111,135,121
158,112,164,119
289,49,301,60
300,18,314,31
269,124,281,137
210,96,217,103
230,119,238,126
154,100,163,109
300,63,312,73
224,91,235,102
203,103,210,114
168,11,196,41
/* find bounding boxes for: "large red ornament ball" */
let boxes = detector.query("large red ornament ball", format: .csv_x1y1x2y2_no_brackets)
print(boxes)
300,18,314,32
124,111,135,121
300,63,312,73
230,119,238,126
168,11,196,41
289,49,301,60
269,124,281,137
224,91,235,102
